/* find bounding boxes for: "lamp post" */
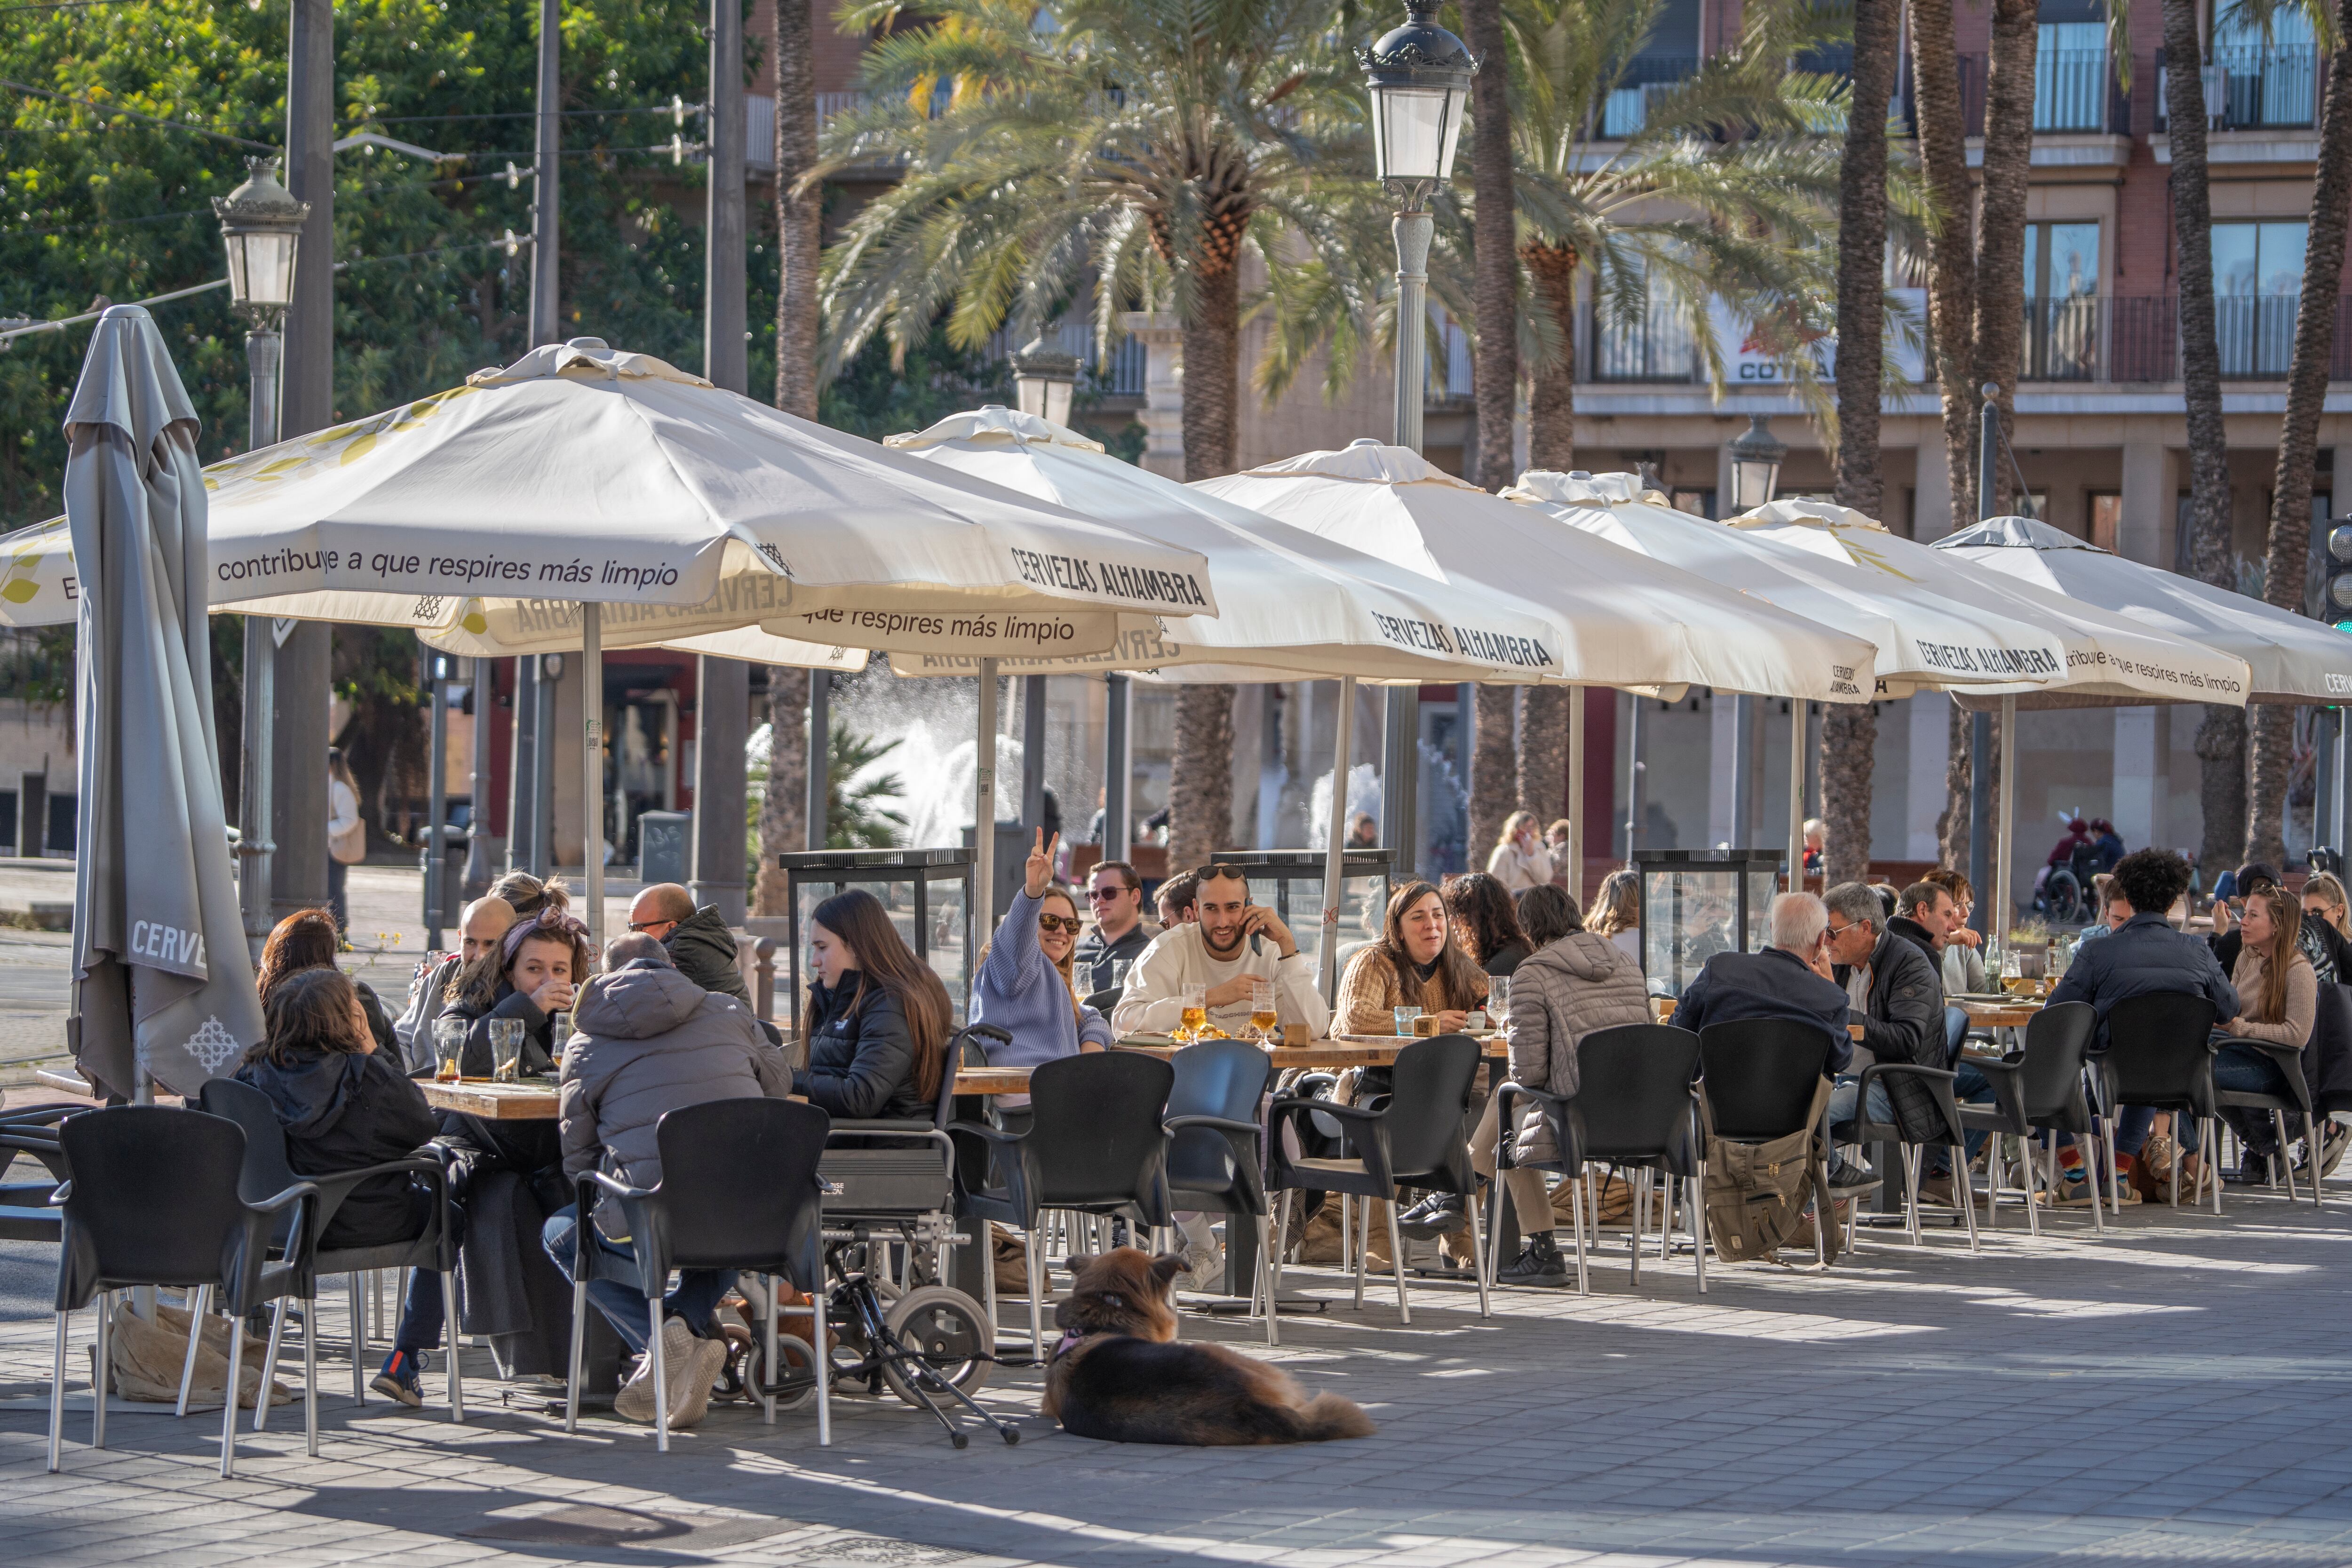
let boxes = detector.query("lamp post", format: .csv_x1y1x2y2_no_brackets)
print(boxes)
1726,413,1786,513
214,156,308,951
1722,412,1784,854
1362,3,1474,877
1011,334,1080,427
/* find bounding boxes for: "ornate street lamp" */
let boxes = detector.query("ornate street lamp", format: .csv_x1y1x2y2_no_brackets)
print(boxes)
1010,333,1080,428
1726,414,1787,513
214,154,308,950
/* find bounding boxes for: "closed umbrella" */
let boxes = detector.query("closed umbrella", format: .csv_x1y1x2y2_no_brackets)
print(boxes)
64,306,264,1099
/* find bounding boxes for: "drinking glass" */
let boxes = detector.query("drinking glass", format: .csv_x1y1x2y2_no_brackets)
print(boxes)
432,1015,465,1083
1248,979,1278,1045
486,1017,524,1082
1486,974,1510,1033
549,1011,573,1056
1392,1005,1422,1037
1178,982,1208,1043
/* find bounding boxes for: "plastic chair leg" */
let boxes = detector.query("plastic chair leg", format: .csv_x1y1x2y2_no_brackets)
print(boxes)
93,1292,110,1451
2210,1117,2224,1215
1629,1170,1644,1288
815,1306,832,1449
1255,1215,1278,1348
1903,1146,1923,1247
1384,1199,1411,1325
440,1270,465,1423
1270,1192,1292,1300
563,1276,587,1435
256,1297,288,1432
1024,1225,1045,1363
1464,1188,1490,1319
648,1296,670,1455
302,1296,318,1458
1954,1145,1979,1253
348,1273,366,1405
46,1309,66,1473
1689,1172,1706,1294
1570,1172,1590,1295
218,1311,244,1479
760,1274,778,1426
1352,1198,1369,1310
176,1282,210,1418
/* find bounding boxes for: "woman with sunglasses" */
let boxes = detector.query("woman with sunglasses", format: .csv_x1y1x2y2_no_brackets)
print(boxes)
972,828,1114,1100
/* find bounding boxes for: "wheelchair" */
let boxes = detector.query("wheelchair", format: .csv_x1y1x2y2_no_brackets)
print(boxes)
730,1025,1017,1448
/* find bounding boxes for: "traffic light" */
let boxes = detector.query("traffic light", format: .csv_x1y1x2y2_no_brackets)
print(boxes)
2328,524,2352,634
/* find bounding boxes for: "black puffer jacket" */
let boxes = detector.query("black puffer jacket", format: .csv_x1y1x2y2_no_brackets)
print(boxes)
798,974,934,1122
234,1046,438,1249
444,981,561,1079
1835,929,1949,1143
663,905,750,1002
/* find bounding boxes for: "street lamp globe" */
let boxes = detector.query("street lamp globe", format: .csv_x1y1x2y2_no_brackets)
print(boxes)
212,155,309,321
1727,414,1787,513
1009,333,1081,428
1359,3,1477,204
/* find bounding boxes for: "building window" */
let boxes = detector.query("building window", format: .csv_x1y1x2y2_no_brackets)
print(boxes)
2022,221,2101,379
1601,0,1700,136
2214,6,2319,128
2213,220,2306,377
2035,3,2110,132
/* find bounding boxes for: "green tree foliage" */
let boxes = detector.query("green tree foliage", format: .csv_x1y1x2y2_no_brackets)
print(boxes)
823,717,906,850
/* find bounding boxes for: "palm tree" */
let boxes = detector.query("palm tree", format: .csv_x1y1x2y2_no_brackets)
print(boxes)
752,669,808,915
1467,0,1519,489
2249,0,2352,866
1821,0,1902,888
819,0,1372,867
825,720,911,848
1971,0,2037,516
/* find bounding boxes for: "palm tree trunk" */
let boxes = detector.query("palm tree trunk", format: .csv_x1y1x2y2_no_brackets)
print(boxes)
772,0,820,420
1969,0,2036,517
1821,0,1900,889
1522,241,1578,473
753,667,808,915
1465,0,1517,488
2248,0,2352,867
1910,0,1979,530
2166,0,2249,877
1517,685,1569,827
1469,685,1516,868
1169,685,1235,868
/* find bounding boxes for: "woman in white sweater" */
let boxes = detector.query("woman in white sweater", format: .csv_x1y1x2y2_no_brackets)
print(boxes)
1485,810,1554,893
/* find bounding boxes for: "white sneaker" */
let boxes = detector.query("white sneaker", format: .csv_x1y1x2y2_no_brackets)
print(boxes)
615,1318,697,1426
1175,1241,1222,1293
667,1333,728,1430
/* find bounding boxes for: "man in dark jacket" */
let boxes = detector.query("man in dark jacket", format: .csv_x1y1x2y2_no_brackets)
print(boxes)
1822,881,1952,1192
1073,859,1154,995
630,881,791,1044
542,934,792,1431
2048,847,2239,1170
1889,881,1958,971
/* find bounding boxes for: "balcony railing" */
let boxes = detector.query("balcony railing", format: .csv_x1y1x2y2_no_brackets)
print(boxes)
1958,53,2130,137
1589,302,1696,382
1599,55,1701,138
2155,48,2319,131
2049,294,2352,381
982,322,1147,398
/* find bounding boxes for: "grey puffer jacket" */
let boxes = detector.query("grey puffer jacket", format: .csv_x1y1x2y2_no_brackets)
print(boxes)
1506,931,1653,1163
557,961,794,1233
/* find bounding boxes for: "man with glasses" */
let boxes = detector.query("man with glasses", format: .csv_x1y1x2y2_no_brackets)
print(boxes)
1074,860,1154,994
1821,880,1949,1200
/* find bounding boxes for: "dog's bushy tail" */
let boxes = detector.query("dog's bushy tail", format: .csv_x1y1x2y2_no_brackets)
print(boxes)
1295,1393,1377,1441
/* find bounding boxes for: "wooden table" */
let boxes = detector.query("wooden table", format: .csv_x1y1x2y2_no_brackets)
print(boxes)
420,1079,559,1119
1960,998,2044,1029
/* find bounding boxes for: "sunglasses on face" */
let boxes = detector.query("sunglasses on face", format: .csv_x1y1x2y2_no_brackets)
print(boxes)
1037,913,1083,934
1086,885,1134,901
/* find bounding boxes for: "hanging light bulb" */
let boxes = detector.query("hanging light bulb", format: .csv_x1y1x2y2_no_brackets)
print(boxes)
504,159,523,190
672,94,686,127
501,227,521,258
670,134,685,166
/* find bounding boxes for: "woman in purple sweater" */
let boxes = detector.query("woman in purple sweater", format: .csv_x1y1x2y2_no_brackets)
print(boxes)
971,830,1114,1093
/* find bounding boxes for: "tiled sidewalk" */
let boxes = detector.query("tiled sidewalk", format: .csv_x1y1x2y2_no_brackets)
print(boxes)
2,1188,2350,1567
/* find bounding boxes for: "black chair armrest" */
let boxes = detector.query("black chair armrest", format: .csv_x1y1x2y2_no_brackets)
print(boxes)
1162,1114,1264,1137
943,1119,1025,1149
1854,1062,1963,1146
1266,1095,1382,1125
249,1180,323,1214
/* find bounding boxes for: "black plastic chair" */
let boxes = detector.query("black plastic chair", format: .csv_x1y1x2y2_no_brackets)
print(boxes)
48,1106,317,1478
199,1077,463,1423
1494,1024,1704,1295
565,1095,831,1452
1267,1034,1487,1323
1848,1056,1978,1254
1956,1001,2104,1236
2100,993,2222,1213
0,1104,74,1245
1696,1019,1838,1267
1164,1040,1275,1344
950,1051,1173,1357
2211,1029,2323,1210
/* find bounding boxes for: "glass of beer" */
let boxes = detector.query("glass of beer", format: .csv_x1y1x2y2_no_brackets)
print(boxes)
432,1016,465,1083
487,1018,524,1083
1178,982,1208,1043
1486,974,1510,1034
1248,980,1278,1045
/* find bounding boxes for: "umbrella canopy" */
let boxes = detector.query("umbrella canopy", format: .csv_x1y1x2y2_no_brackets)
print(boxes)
1505,471,2074,694
1731,499,2251,709
64,306,265,1099
57,338,1215,660
1934,515,2352,706
1193,441,1878,702
877,408,1565,682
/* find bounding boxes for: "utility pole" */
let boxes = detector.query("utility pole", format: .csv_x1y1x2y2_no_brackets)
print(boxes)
1968,383,1999,934
510,0,562,879
691,0,751,923
270,0,334,923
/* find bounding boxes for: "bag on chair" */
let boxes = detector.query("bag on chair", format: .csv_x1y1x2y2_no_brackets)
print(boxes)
1700,1077,1840,1265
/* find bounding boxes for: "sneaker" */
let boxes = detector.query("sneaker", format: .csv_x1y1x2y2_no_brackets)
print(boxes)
2320,1120,2352,1178
615,1318,697,1425
1498,1233,1569,1287
371,1348,426,1409
1824,1156,1876,1193
1174,1242,1222,1293
2228,1148,2280,1187
1396,1192,1467,1240
666,1331,728,1431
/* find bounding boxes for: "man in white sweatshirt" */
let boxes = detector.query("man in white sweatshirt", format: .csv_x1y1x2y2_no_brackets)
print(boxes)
1112,865,1332,1039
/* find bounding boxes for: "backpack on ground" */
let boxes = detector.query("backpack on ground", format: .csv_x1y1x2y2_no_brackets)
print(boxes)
1699,1077,1840,1265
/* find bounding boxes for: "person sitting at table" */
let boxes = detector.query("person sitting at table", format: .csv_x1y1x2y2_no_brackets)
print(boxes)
1668,892,1869,1189
257,907,396,1053
2208,861,2283,973
394,896,515,1071
542,933,791,1430
1485,810,1553,894
1447,872,1532,977
1820,881,1951,1199
1921,868,1989,993
1544,820,1575,885
2046,847,2238,1192
800,887,954,1121
1155,868,1200,931
443,905,591,1079
1073,858,1154,996
973,830,1116,1083
1114,863,1329,1039
1585,869,1643,966
2304,871,2351,942
1888,881,1955,971
233,967,445,1407
2169,884,2314,1192
1475,883,1649,1286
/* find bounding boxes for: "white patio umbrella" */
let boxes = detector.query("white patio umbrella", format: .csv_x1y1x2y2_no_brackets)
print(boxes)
63,306,265,1100
879,408,1573,994
1933,514,2352,705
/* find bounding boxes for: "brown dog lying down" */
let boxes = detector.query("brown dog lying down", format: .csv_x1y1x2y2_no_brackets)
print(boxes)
1043,1249,1376,1445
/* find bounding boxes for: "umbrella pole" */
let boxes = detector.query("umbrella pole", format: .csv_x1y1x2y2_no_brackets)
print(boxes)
1787,697,1807,890
1995,694,2016,943
976,659,999,931
1319,675,1356,1003
583,604,604,955
1565,687,1584,905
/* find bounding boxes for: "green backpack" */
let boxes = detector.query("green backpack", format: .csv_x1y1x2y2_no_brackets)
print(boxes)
1700,1077,1841,1265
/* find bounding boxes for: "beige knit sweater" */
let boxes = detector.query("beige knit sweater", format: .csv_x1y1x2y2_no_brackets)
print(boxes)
1334,946,1488,1036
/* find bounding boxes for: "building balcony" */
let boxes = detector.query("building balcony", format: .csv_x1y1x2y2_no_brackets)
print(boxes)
1957,51,2131,137
2156,48,2320,132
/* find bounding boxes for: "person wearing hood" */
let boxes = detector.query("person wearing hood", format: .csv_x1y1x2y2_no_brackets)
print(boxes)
629,882,787,1045
233,967,447,1404
1470,885,1652,1286
541,934,792,1431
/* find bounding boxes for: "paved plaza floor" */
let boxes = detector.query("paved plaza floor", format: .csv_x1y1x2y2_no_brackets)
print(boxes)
1,1180,2350,1567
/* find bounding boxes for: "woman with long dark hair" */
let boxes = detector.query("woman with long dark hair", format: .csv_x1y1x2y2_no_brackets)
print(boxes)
443,903,592,1078
258,907,395,1053
799,887,953,1120
1445,872,1530,977
2186,883,2317,1192
1334,879,1489,1037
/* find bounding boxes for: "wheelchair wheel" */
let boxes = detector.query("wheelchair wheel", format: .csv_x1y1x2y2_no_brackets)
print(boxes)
742,1332,819,1412
879,1285,993,1406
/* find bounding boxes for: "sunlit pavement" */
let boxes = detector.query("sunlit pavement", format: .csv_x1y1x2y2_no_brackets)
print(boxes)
3,1174,2351,1567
